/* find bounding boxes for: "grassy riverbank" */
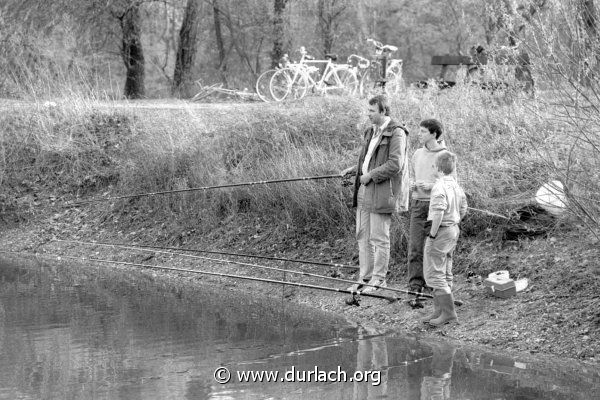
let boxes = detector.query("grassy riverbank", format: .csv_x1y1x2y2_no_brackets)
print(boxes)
0,89,598,363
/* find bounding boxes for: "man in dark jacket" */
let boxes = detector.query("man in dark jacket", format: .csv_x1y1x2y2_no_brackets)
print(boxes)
341,95,409,294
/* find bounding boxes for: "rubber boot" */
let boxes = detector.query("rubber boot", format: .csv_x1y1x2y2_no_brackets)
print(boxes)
427,293,457,326
420,295,441,323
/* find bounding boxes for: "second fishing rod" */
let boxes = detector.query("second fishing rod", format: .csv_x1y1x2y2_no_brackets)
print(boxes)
50,239,432,298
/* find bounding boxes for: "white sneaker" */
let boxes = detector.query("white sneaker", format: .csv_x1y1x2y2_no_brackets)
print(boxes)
347,279,370,293
362,280,387,293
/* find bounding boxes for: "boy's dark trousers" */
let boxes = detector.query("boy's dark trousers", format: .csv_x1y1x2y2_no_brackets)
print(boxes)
408,199,431,291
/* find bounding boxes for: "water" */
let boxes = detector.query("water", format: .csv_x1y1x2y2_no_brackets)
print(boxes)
0,258,598,399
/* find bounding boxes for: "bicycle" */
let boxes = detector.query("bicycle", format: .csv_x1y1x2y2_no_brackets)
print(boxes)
256,69,278,102
348,38,403,97
255,54,292,102
269,47,358,101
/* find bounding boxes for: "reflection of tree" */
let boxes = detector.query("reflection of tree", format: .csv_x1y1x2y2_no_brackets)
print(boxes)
353,330,388,400
0,302,5,354
421,342,456,400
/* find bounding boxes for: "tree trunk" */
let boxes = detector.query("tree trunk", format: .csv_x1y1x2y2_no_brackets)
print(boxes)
354,0,370,41
270,0,288,69
120,3,145,99
213,0,228,87
172,0,201,97
318,0,334,55
317,0,347,56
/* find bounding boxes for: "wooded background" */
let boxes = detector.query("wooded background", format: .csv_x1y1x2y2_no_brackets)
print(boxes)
0,0,597,99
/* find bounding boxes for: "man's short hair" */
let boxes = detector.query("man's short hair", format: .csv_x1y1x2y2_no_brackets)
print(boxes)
419,119,443,139
368,95,390,116
436,151,457,175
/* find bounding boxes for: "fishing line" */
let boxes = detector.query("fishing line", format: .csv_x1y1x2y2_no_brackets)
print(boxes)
1,250,404,302
52,239,358,270
49,239,430,298
65,174,344,207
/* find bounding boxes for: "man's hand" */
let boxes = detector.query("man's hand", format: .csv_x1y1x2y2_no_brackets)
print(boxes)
360,173,372,185
415,181,434,191
340,166,356,178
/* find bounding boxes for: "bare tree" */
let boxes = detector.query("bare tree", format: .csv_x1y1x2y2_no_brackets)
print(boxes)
354,0,371,40
271,0,289,69
172,0,201,97
212,0,229,87
0,0,151,98
444,0,469,55
317,0,349,55
482,0,548,46
119,2,146,98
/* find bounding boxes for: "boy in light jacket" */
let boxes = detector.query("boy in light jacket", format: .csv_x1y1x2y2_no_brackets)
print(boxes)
421,150,467,326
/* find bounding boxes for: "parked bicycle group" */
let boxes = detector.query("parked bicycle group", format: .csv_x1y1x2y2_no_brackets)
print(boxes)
255,39,403,102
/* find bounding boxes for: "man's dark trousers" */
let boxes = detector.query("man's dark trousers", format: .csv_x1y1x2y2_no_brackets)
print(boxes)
408,199,431,290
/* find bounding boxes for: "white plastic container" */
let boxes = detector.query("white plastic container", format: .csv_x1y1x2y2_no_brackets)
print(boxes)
488,270,510,282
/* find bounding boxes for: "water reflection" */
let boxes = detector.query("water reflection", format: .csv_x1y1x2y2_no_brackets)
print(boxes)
0,258,350,400
353,328,387,399
420,341,455,400
0,257,599,400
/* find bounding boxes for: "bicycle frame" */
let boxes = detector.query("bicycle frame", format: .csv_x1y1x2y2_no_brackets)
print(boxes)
270,47,357,100
350,39,403,96
295,47,349,93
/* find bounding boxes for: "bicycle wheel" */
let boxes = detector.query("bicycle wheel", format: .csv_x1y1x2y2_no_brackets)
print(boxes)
359,67,380,97
269,68,308,101
322,68,358,96
360,69,401,97
255,69,277,102
385,71,403,95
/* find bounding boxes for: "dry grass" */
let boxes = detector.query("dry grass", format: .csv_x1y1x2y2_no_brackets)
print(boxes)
0,84,598,241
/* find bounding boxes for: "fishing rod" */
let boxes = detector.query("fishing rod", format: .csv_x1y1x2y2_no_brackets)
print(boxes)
65,174,344,207
5,250,404,303
62,172,510,220
49,239,430,298
53,239,358,270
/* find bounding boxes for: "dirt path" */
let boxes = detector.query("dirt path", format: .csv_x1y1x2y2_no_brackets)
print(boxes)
1,98,264,111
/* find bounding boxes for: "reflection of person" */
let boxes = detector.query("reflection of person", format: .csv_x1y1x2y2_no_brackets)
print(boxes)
407,119,447,307
341,95,409,294
422,151,467,326
353,330,388,399
421,342,456,400
0,302,5,354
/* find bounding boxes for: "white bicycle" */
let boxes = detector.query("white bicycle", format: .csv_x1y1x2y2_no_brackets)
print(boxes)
269,47,358,101
349,39,403,97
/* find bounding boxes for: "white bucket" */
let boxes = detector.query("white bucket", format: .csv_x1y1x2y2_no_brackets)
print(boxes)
515,278,529,292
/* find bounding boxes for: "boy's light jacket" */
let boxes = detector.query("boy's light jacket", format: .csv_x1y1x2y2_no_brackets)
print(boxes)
352,119,409,213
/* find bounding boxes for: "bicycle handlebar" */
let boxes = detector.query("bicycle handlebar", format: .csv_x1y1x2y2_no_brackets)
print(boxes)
298,46,317,61
348,54,370,68
367,38,383,48
367,38,398,54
